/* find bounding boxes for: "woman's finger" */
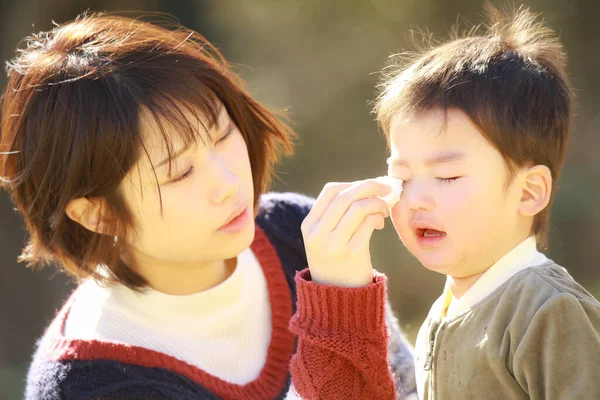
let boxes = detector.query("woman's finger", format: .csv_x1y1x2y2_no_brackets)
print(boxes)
301,182,351,231
348,213,386,250
318,178,392,232
328,197,389,244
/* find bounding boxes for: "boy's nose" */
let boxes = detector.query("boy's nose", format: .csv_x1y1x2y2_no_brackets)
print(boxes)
405,183,434,211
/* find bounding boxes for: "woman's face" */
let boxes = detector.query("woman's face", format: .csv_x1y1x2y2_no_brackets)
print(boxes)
119,103,255,272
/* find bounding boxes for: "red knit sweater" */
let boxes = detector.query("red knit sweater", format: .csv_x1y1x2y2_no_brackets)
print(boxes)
290,269,397,399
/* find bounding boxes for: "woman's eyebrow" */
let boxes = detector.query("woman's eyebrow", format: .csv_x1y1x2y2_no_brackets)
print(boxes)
155,147,189,169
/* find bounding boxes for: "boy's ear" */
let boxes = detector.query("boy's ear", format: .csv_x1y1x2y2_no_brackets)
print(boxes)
517,165,552,217
65,197,112,235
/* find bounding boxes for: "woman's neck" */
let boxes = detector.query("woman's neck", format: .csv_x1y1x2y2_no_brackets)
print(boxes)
123,249,238,295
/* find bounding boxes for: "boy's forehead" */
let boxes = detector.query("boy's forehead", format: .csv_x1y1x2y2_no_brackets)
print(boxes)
388,108,486,159
387,149,467,169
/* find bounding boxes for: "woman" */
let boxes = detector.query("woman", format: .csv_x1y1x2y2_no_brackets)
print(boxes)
0,13,416,399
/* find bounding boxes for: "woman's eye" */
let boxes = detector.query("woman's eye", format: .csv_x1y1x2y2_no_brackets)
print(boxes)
216,126,235,144
170,166,195,184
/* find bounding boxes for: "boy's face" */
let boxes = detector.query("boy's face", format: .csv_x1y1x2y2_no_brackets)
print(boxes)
387,108,530,279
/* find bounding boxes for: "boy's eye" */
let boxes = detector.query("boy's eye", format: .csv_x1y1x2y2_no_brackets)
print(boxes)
437,177,461,184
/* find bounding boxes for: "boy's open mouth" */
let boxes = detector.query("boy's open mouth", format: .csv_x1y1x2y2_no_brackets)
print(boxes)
417,228,447,238
411,221,447,247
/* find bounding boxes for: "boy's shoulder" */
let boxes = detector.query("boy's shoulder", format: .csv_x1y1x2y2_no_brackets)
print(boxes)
502,262,600,396
506,261,599,311
423,261,600,335
483,261,600,343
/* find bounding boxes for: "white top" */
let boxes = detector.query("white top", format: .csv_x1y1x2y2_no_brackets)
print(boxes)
64,247,272,385
441,236,548,318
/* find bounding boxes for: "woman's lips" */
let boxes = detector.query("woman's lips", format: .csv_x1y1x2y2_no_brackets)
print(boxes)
218,204,250,233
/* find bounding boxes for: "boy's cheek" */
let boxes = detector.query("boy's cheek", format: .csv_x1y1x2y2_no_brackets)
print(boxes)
389,204,406,236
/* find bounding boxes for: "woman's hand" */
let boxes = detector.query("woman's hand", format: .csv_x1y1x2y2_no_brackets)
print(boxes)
301,178,395,287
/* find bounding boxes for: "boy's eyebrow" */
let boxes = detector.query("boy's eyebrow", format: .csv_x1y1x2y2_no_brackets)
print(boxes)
388,151,467,168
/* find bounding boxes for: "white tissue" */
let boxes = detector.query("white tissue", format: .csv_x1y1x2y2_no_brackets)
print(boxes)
375,176,403,208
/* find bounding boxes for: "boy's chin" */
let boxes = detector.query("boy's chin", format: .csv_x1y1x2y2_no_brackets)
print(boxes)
402,236,459,275
416,254,456,275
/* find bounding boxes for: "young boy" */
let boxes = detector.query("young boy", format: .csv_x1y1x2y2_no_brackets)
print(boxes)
373,4,600,399
294,4,600,400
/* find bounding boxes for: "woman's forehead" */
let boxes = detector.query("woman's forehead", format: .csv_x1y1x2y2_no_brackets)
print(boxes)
138,103,229,164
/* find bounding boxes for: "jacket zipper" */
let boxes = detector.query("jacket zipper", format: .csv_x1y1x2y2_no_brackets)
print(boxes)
424,320,440,371
424,320,443,399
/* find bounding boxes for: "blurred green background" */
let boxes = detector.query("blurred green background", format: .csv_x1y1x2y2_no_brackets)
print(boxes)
1,0,598,398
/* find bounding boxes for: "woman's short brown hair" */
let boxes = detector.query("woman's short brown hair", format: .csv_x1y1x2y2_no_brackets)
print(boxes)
0,13,295,289
374,5,574,248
